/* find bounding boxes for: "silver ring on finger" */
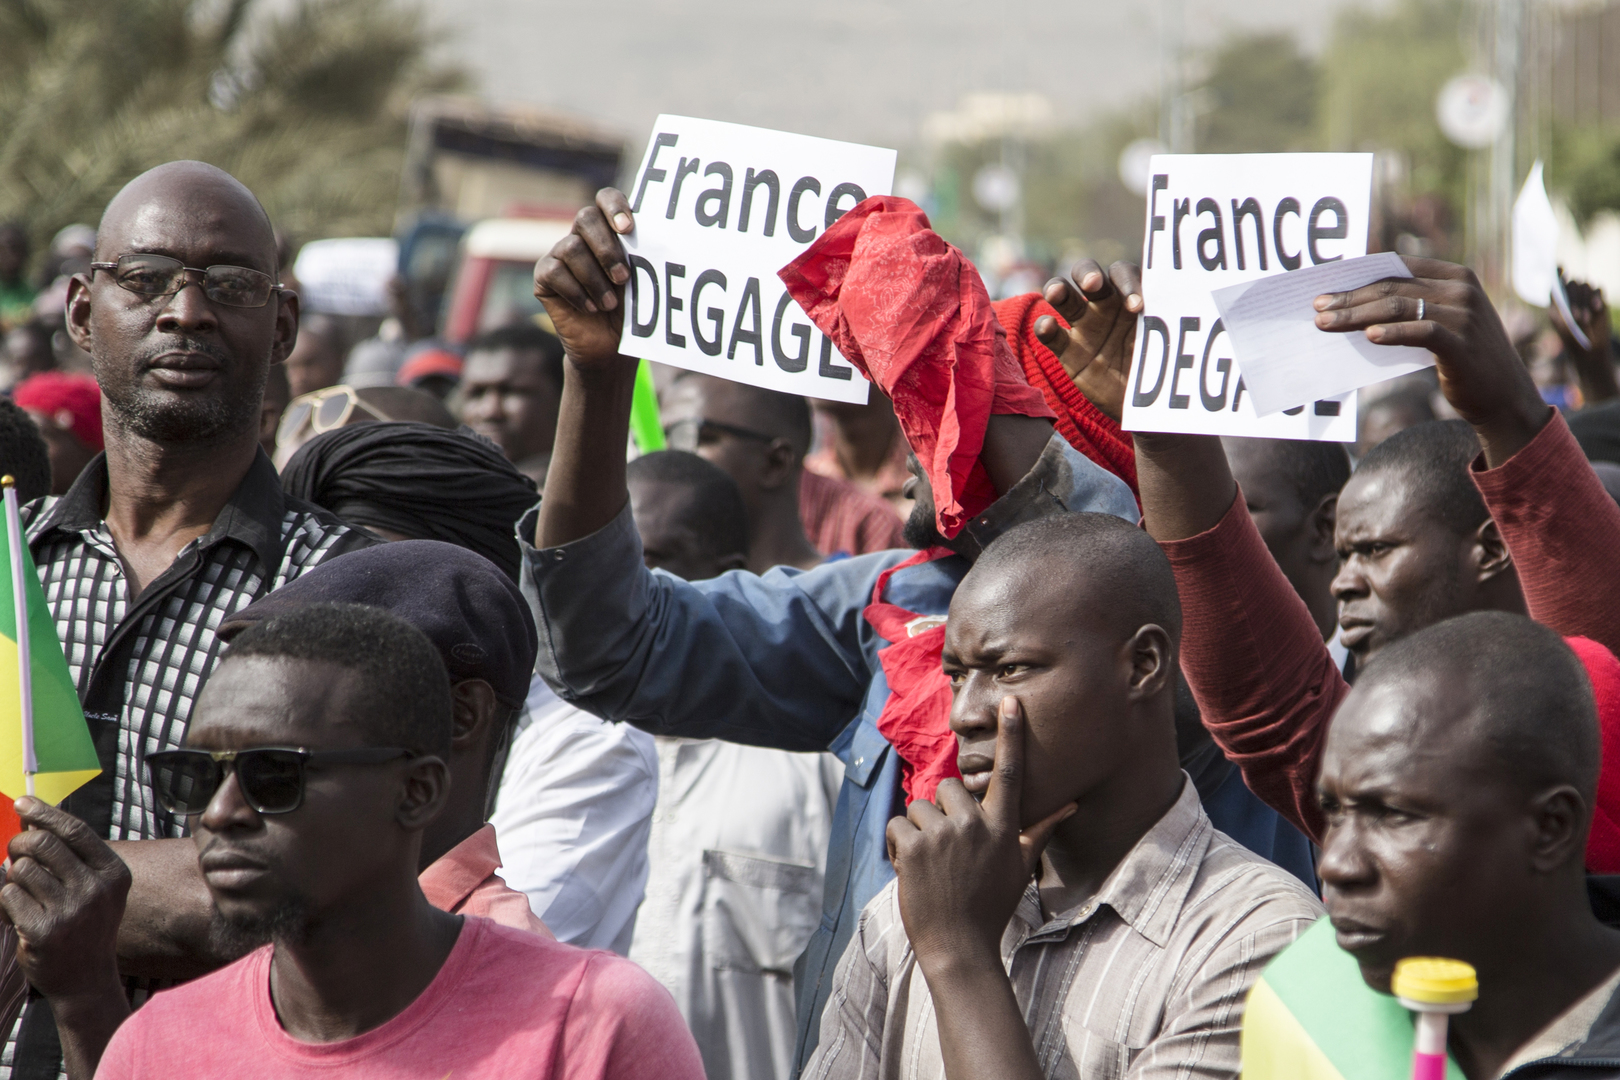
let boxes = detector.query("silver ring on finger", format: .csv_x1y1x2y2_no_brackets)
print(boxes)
1416,298,1425,322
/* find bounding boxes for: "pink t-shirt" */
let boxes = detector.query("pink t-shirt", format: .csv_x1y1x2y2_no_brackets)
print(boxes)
96,915,704,1080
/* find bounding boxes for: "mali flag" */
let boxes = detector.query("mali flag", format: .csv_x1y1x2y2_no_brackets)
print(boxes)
0,512,98,844
1242,917,1465,1080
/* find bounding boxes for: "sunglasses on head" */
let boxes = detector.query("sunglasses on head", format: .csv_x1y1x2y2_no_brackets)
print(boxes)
276,385,394,446
145,746,416,816
90,253,281,309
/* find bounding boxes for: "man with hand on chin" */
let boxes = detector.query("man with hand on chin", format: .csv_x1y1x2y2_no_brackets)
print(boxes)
805,513,1321,1080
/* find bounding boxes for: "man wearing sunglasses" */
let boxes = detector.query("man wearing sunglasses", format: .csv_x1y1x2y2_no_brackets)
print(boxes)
62,601,701,1080
9,161,370,1076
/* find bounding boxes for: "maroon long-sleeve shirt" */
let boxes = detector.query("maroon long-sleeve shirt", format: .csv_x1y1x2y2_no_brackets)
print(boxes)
1161,409,1620,847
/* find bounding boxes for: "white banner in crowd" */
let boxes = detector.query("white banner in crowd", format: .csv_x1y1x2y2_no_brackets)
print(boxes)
619,115,896,405
1123,153,1372,441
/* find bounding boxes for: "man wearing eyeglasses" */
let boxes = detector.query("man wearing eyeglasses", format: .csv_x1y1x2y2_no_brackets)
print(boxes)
8,161,370,1077
35,601,703,1080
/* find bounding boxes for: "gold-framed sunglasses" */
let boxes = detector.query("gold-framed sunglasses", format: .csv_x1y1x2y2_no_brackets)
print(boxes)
276,385,394,446
90,253,281,309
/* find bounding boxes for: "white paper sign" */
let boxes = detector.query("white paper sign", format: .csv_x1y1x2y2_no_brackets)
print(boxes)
619,115,896,405
1211,252,1434,416
1123,153,1370,440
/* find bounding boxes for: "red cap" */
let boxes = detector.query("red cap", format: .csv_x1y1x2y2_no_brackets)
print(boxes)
396,348,463,388
14,371,102,451
780,196,1053,539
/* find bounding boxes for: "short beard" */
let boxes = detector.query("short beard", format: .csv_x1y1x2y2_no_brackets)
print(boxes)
94,339,267,444
209,897,313,958
902,498,948,550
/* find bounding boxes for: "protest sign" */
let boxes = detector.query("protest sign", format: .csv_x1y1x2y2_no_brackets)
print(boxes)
619,115,896,405
1123,153,1371,440
1212,252,1434,416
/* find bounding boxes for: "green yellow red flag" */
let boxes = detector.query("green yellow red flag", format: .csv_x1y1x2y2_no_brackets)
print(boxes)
1242,917,1466,1080
0,479,97,835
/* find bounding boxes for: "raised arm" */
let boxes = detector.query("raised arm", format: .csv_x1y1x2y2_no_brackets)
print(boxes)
532,188,641,550
1315,257,1620,657
1134,431,1346,840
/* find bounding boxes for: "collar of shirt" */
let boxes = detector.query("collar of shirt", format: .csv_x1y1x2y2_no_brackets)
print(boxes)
960,431,1140,553
32,448,291,571
1011,776,1206,951
419,823,503,912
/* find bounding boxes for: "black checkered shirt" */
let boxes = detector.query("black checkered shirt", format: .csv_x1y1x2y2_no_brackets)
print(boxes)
4,449,370,1079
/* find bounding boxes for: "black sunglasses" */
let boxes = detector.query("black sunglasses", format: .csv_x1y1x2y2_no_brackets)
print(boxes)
91,253,282,309
145,746,415,816
663,417,777,452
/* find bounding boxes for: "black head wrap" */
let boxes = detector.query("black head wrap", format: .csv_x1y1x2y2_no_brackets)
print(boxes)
281,422,539,582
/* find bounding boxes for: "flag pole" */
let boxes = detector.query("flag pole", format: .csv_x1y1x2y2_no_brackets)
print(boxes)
1,478,34,799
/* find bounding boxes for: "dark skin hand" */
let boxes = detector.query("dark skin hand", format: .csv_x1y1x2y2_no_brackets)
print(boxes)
1312,257,1548,468
1139,256,1554,545
886,699,1076,1080
532,189,1128,554
1548,275,1619,406
0,798,132,1080
1032,261,1144,424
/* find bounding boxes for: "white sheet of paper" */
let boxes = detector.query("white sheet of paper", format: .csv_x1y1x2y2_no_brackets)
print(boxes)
1123,153,1366,441
617,115,896,405
1513,160,1559,308
1211,252,1434,416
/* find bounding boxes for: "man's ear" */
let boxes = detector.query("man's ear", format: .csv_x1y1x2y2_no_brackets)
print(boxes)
1527,784,1588,873
65,274,94,353
449,679,501,751
757,437,799,490
1125,624,1174,701
269,288,299,366
396,755,451,831
1308,493,1339,565
1472,518,1515,583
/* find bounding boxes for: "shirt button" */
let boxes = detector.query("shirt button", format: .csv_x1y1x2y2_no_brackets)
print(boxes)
854,756,865,768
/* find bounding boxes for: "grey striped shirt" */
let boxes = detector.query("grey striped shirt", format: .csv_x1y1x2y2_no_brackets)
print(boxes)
804,778,1323,1080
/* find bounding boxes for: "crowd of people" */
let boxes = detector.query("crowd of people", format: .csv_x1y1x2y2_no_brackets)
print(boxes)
0,154,1615,1080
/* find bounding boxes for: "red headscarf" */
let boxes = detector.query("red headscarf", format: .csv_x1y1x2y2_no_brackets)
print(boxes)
13,372,102,451
779,196,1053,540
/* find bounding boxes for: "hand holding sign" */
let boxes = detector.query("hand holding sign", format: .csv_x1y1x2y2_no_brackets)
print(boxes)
532,189,636,373
1033,260,1144,423
1312,256,1548,465
618,116,894,405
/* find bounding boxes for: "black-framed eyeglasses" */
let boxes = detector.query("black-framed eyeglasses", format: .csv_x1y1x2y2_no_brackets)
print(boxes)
145,746,416,816
91,253,282,309
663,418,777,453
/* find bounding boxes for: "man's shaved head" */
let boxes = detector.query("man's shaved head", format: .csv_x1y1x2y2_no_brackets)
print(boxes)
1352,419,1487,537
1317,610,1604,992
97,161,277,273
1353,611,1598,799
970,511,1182,642
68,160,296,451
945,511,1182,832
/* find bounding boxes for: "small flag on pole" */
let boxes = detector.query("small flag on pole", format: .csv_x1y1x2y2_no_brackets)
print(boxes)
0,476,97,844
1241,918,1466,1080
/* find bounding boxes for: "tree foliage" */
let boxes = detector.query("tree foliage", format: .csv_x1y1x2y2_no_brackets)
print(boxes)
0,0,459,256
